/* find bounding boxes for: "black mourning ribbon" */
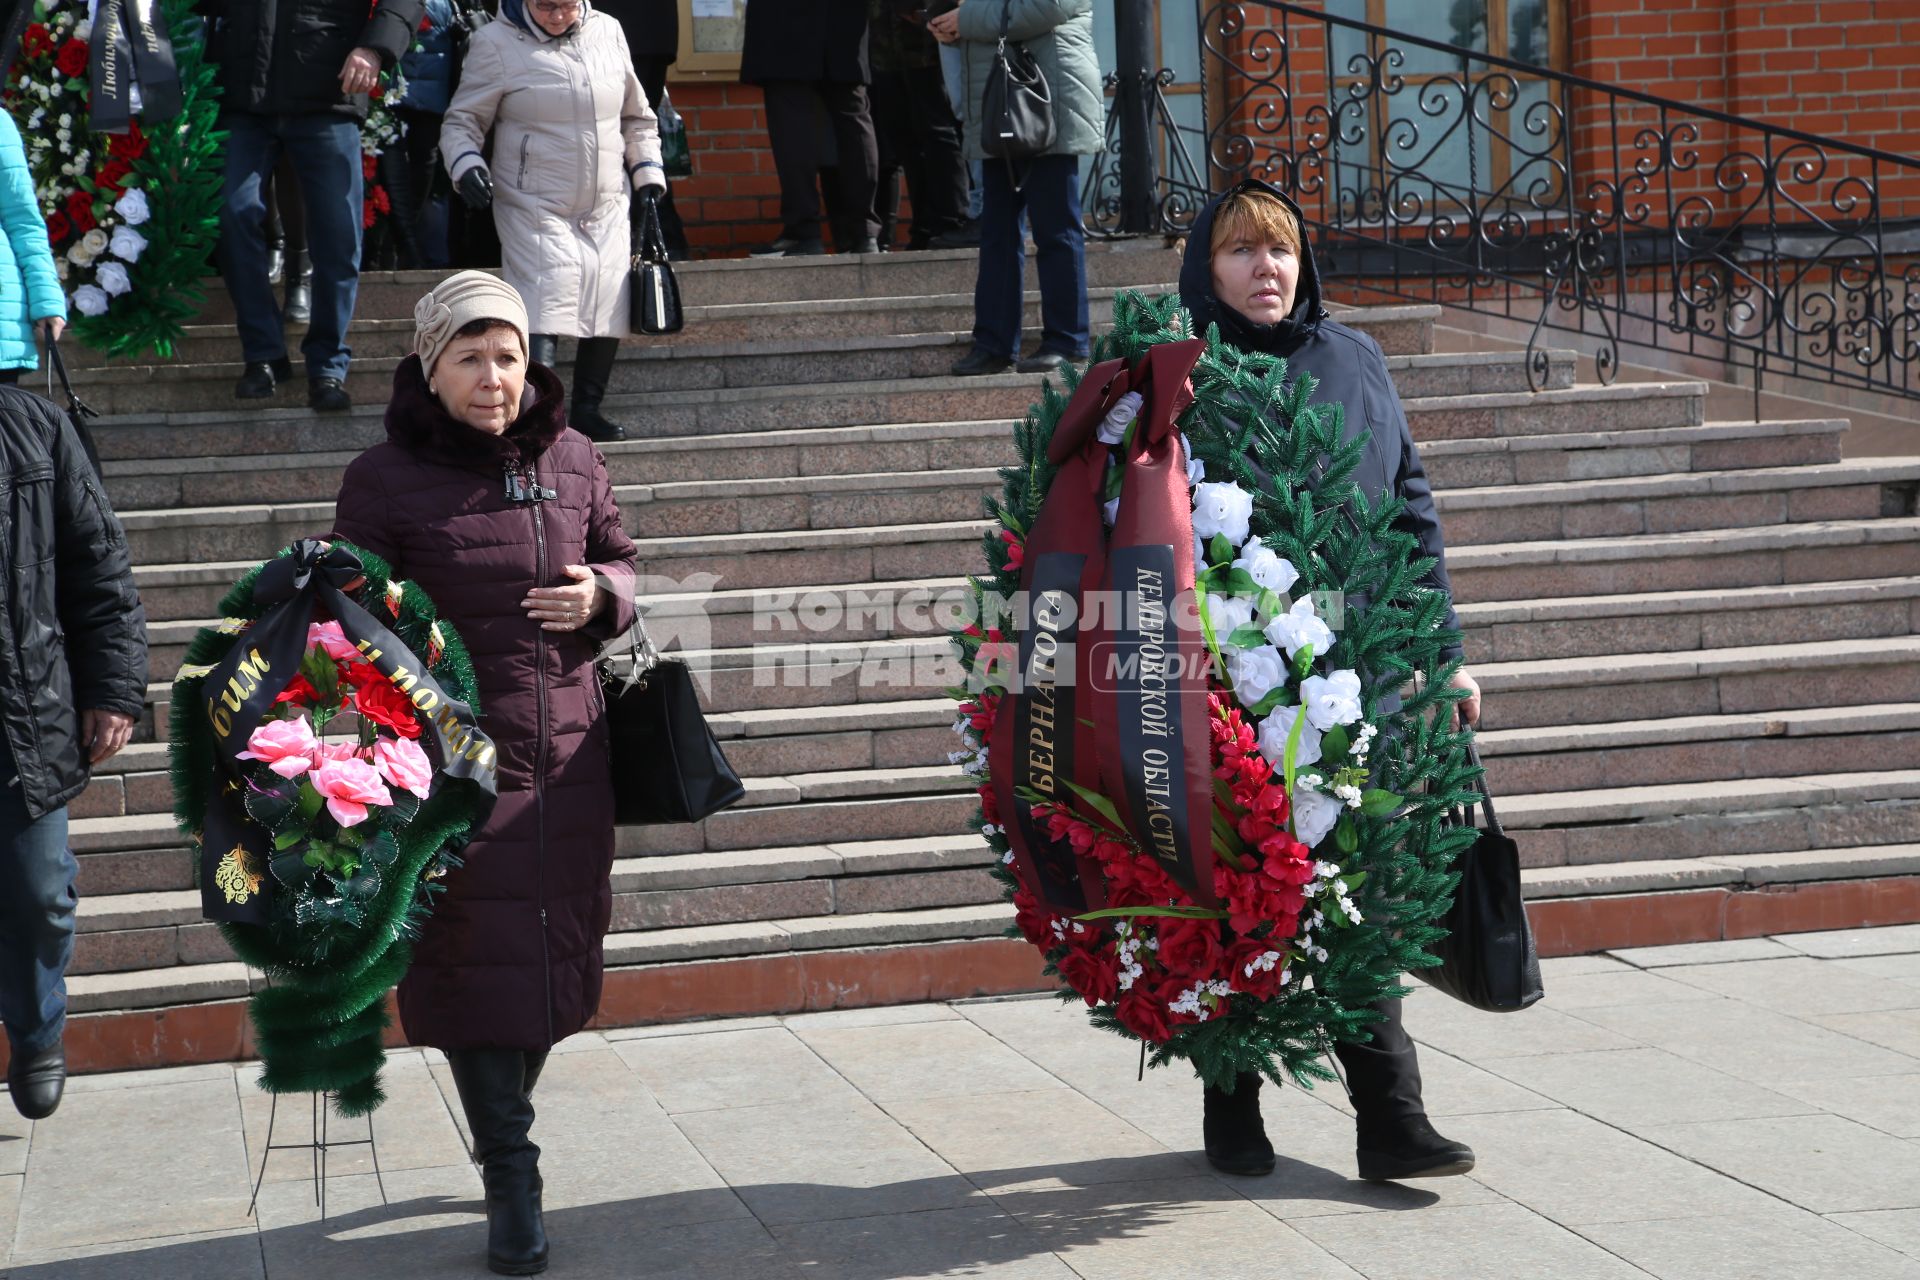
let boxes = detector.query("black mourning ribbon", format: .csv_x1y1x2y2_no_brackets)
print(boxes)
198,540,498,923
89,0,182,135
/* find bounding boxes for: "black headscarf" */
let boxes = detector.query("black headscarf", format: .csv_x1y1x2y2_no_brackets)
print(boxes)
1178,178,1327,357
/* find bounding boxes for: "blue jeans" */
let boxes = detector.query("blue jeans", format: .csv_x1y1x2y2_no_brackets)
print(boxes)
0,757,76,1058
973,154,1089,360
218,112,365,382
938,43,984,219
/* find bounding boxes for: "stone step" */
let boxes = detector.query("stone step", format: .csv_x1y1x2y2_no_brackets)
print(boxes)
1520,842,1920,899
1431,458,1920,546
178,242,1189,327
1419,419,1849,489
1446,517,1920,601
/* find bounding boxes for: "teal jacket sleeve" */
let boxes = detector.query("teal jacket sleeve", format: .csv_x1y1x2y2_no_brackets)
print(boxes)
957,0,1091,44
0,114,66,325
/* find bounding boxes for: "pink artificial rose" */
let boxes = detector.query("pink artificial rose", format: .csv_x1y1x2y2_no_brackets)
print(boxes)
317,741,362,763
309,757,394,828
307,620,364,665
373,736,433,800
236,716,320,779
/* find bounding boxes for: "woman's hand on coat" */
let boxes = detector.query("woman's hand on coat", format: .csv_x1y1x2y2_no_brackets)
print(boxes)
1447,668,1482,730
524,564,605,632
457,166,494,211
928,7,961,42
339,46,382,96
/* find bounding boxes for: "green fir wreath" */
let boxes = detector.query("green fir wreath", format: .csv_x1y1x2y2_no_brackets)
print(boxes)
169,543,490,1116
950,290,1481,1091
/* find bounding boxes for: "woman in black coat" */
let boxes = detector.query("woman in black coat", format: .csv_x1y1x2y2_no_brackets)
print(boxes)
1180,180,1482,1183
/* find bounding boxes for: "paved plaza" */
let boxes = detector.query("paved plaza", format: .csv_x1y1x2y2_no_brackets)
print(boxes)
6,928,1920,1278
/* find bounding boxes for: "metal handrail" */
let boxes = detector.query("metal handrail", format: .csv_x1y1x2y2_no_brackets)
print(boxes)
1103,0,1920,408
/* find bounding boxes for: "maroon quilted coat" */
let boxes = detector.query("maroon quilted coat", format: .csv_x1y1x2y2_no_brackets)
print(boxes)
332,356,637,1050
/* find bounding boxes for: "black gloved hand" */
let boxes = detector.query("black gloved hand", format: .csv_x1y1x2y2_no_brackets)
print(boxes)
456,165,494,211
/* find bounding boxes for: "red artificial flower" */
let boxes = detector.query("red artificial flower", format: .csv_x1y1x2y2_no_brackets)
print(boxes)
353,677,423,739
362,199,377,229
362,153,378,179
275,674,322,707
998,529,1024,572
21,24,53,60
1057,945,1120,1008
1225,936,1288,1000
1115,979,1175,1043
54,37,88,78
371,184,391,214
108,125,147,161
1011,888,1054,949
65,190,95,234
1156,916,1226,982
977,781,1000,827
43,211,70,246
96,157,132,196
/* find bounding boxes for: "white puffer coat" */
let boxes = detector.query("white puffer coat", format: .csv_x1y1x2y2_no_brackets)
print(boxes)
441,9,662,338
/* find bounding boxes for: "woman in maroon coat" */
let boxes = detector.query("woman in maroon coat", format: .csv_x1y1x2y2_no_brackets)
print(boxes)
332,271,636,1277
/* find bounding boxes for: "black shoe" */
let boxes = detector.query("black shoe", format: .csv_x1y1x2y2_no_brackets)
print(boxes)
448,1049,549,1276
7,1041,66,1121
1202,1071,1276,1177
308,378,352,413
234,356,292,399
284,250,313,326
951,348,1012,377
1017,349,1075,375
1355,1114,1476,1181
929,221,982,250
846,236,880,255
750,236,825,258
571,409,627,443
266,239,286,286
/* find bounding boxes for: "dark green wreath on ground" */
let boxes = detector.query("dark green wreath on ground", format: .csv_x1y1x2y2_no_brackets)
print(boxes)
168,543,488,1116
950,290,1481,1090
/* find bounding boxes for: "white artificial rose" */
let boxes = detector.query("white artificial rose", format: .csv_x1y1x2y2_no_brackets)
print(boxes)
67,241,95,268
80,228,109,258
55,257,68,281
1096,391,1143,445
1264,595,1334,661
1233,542,1300,595
109,225,147,262
1194,531,1209,570
113,188,150,225
71,284,110,316
1225,644,1289,706
1256,703,1323,770
1204,592,1255,639
1190,480,1254,547
1291,783,1343,847
95,260,132,296
1178,434,1205,487
1302,669,1363,730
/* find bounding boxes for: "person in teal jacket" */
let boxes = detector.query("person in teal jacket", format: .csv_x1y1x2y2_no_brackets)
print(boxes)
0,111,67,380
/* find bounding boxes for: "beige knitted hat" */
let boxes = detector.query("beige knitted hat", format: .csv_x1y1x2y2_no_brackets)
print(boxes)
412,271,530,376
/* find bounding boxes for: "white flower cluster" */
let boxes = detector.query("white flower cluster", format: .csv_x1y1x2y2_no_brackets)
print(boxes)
1236,946,1290,991
1168,978,1235,1021
1115,920,1150,990
1302,859,1364,927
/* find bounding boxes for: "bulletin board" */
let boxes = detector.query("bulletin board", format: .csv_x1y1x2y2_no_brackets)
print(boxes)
673,0,747,79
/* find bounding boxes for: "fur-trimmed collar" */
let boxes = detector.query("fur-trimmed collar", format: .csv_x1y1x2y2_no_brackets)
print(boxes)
384,353,568,469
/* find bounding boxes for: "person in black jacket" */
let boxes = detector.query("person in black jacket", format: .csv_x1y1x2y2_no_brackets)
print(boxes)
0,390,146,1122
599,0,690,258
203,0,427,412
741,0,879,256
1180,179,1481,1183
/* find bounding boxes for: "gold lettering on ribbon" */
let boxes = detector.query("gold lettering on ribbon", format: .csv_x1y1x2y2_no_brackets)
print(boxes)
1023,588,1073,801
209,646,271,737
214,844,264,905
1130,566,1182,868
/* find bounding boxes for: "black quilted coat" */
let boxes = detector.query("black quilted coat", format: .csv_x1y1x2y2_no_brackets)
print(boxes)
0,387,146,819
202,0,427,121
332,357,637,1051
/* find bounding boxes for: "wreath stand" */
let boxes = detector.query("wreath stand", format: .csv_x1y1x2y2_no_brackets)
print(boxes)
246,1088,384,1221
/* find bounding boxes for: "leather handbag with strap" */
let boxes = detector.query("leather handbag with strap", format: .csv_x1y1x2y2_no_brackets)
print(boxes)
604,620,744,825
980,0,1055,167
44,335,104,481
630,192,684,336
1411,742,1545,1012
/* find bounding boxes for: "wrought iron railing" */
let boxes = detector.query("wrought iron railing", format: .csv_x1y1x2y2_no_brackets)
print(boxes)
1093,0,1920,406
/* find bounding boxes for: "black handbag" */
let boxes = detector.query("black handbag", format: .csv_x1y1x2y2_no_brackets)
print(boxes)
630,194,684,336
44,335,104,481
980,0,1055,164
605,622,744,825
1412,744,1545,1012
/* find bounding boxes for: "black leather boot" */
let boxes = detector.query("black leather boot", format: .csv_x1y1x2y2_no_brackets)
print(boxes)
1202,1071,1276,1176
1338,996,1475,1181
284,250,313,326
569,336,626,442
528,333,559,370
447,1048,549,1276
522,1050,549,1099
7,1041,66,1121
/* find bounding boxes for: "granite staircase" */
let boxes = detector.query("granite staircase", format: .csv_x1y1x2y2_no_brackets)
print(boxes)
39,240,1920,1070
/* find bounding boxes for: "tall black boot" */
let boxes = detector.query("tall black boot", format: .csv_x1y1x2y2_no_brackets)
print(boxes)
1335,996,1475,1181
284,250,313,326
528,333,559,370
447,1048,549,1275
569,336,625,442
522,1050,549,1099
1201,1070,1275,1176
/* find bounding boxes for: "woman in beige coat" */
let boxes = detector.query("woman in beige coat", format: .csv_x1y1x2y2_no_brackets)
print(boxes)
441,0,663,442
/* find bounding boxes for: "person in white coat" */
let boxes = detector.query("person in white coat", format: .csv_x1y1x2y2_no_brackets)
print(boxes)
441,0,663,442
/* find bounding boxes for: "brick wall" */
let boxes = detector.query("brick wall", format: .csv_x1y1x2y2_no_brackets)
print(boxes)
669,82,783,257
